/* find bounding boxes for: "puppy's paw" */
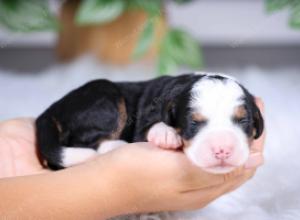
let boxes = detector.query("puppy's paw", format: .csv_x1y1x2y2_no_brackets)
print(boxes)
147,122,182,149
98,140,127,154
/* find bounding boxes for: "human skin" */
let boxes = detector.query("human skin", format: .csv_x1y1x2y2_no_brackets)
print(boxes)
0,100,265,219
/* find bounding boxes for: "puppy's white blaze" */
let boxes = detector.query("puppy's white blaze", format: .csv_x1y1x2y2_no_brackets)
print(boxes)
191,78,244,121
61,147,97,167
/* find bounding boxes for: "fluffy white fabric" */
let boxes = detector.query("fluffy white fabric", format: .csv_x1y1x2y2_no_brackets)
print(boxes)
1,56,299,220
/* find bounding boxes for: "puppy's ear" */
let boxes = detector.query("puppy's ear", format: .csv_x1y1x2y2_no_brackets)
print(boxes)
252,103,264,139
239,84,264,139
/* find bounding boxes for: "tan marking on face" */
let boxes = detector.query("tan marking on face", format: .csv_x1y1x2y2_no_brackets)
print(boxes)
110,98,127,139
234,105,247,119
192,112,206,122
175,128,181,134
51,117,63,133
182,138,192,149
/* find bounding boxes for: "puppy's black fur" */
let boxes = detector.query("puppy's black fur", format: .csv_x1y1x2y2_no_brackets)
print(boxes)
36,74,263,169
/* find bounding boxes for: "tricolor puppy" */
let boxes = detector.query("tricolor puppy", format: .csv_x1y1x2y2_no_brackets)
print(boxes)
36,73,264,173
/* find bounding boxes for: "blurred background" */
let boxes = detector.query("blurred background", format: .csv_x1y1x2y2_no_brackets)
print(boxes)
1,0,300,71
0,1,300,220
0,0,299,119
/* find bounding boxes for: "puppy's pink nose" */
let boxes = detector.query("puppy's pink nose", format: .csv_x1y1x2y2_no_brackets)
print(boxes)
212,147,233,160
206,131,237,160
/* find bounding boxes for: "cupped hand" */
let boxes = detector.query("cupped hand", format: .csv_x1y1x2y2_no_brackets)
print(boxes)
0,98,265,214
103,131,265,214
91,98,265,214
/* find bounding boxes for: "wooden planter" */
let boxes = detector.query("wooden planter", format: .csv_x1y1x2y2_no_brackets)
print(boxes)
56,0,167,64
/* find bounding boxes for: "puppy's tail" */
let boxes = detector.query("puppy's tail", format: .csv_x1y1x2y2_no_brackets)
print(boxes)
36,116,97,170
36,116,64,170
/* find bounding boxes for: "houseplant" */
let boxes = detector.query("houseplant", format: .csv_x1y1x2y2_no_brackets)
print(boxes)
0,0,202,75
265,0,300,29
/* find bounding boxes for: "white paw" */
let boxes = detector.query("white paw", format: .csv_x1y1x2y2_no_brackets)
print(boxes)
98,140,127,154
61,147,97,167
147,122,182,149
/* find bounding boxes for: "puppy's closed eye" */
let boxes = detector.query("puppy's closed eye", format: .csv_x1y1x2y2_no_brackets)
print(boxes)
191,120,207,128
185,113,207,138
234,117,249,125
192,112,206,122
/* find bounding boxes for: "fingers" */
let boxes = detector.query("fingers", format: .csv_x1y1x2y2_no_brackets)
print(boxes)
251,98,266,152
182,168,255,210
181,170,225,190
250,125,266,153
246,97,266,171
183,165,257,204
244,152,264,169
241,97,265,170
225,167,256,194
255,97,265,115
0,118,35,139
251,133,266,153
220,168,255,195
179,162,249,192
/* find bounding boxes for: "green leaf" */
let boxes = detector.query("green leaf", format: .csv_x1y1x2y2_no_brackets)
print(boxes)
169,29,203,68
289,2,300,28
0,0,58,32
157,53,178,75
132,18,155,59
128,0,162,59
1,0,19,10
172,0,194,4
76,0,126,25
165,29,202,67
157,28,203,75
127,0,162,16
265,0,291,13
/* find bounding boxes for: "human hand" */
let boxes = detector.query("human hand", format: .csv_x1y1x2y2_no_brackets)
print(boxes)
99,140,263,216
244,98,266,169
0,97,264,217
95,98,265,215
0,118,49,178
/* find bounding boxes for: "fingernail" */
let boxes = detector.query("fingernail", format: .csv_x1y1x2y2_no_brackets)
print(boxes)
245,153,264,169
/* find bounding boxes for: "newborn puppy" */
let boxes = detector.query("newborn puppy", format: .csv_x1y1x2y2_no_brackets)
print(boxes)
36,73,264,173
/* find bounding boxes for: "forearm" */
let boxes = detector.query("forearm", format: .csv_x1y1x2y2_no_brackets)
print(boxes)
0,157,126,220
